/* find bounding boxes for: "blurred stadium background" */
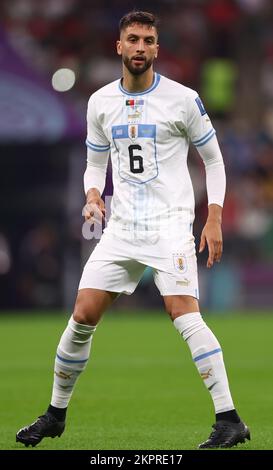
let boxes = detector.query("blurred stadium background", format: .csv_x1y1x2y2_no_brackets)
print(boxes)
1,0,273,451
1,0,273,312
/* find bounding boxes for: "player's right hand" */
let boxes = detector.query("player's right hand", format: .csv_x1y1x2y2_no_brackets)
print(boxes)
84,188,105,224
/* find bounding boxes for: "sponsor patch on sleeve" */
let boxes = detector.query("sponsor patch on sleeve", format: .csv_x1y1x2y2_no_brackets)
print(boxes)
195,96,207,116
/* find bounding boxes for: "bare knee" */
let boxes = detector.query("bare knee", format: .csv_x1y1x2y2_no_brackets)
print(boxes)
73,288,117,326
163,295,199,321
73,295,98,325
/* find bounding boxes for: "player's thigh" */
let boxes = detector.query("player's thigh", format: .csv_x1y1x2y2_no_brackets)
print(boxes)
78,233,146,324
79,232,146,296
153,237,200,318
79,257,145,298
73,288,118,326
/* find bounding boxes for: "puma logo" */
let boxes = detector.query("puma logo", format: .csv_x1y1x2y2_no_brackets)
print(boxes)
200,368,212,380
55,370,73,380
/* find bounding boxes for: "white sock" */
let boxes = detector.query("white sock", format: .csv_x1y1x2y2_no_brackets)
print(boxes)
173,312,234,413
51,316,96,408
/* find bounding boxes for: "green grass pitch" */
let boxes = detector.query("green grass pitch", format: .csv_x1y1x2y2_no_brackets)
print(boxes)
1,311,273,450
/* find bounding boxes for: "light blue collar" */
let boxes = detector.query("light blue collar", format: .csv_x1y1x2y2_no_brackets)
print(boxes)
119,72,161,96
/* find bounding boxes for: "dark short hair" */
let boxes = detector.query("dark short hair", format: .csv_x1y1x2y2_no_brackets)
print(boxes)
119,10,159,35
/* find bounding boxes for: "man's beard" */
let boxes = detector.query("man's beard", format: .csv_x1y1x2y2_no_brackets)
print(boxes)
123,56,153,76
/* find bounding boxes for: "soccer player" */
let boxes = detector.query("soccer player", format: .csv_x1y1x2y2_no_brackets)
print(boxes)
16,11,250,449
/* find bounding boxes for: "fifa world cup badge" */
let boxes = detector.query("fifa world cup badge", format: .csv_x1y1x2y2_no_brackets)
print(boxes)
173,253,187,273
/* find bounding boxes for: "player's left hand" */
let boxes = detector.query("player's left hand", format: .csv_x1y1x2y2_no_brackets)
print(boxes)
199,220,223,268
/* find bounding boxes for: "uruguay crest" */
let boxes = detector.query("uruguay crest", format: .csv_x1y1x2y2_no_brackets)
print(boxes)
129,124,137,140
173,253,187,273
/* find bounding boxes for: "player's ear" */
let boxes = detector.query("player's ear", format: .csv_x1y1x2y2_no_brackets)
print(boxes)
116,40,122,56
154,44,159,59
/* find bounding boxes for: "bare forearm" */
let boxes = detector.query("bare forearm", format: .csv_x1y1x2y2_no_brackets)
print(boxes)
207,204,223,224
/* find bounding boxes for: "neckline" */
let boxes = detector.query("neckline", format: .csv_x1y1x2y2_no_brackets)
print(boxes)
119,72,161,96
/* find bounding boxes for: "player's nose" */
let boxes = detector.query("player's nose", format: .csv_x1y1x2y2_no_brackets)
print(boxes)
136,39,145,52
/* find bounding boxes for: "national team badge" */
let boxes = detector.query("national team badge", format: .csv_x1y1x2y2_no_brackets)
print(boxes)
129,124,137,140
173,253,187,273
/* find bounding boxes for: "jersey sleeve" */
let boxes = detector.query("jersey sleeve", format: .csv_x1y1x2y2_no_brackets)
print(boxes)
86,94,110,152
185,92,216,147
196,134,226,207
84,94,110,195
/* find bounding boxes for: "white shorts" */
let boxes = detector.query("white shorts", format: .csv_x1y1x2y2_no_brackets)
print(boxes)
79,231,199,298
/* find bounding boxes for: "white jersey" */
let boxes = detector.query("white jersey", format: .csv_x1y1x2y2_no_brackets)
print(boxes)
86,73,216,237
